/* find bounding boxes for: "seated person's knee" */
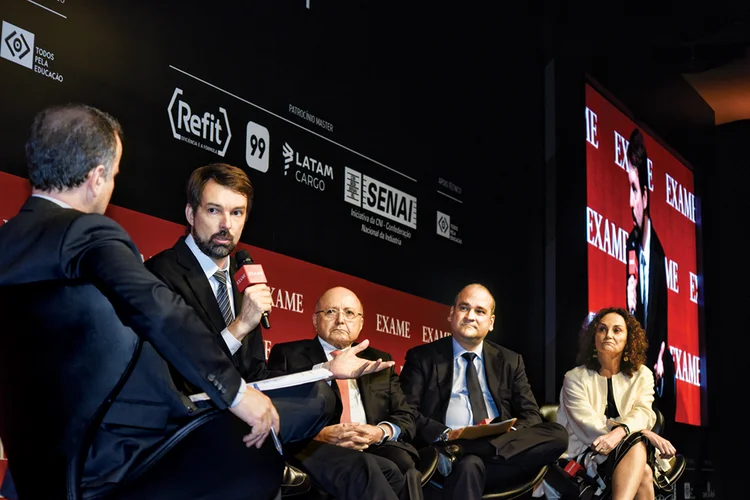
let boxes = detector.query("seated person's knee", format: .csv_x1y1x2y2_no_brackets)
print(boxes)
454,454,486,476
642,462,653,483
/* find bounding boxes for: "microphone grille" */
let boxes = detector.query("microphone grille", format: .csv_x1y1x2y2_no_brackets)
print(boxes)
235,249,253,266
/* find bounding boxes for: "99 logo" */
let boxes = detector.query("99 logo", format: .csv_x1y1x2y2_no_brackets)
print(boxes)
245,121,270,173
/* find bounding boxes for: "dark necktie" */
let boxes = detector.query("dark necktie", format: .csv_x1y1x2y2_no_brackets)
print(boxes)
462,352,489,424
213,270,234,328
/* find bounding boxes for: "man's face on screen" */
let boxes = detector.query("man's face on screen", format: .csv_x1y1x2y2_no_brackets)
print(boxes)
186,179,248,263
628,165,647,230
448,285,495,349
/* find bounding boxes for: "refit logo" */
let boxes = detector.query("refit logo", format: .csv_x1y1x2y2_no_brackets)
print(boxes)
167,87,231,157
1,21,35,69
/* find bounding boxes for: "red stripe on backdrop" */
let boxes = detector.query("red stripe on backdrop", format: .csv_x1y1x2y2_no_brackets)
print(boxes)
0,171,452,371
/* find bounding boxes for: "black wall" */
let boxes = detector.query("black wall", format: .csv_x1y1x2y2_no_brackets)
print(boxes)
0,2,731,495
0,2,548,391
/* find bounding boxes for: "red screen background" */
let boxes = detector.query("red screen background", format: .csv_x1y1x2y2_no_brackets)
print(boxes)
585,83,702,425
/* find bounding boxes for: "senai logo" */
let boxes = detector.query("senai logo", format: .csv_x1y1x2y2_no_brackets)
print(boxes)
344,167,417,229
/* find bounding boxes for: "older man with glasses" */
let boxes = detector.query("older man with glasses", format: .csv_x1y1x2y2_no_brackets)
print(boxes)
267,286,423,500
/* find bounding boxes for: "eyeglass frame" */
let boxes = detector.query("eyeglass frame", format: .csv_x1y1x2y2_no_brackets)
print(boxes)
314,308,364,321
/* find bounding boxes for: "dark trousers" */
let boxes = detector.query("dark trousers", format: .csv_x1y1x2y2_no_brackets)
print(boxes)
106,411,285,500
368,443,424,500
440,421,568,500
293,440,406,500
267,380,336,446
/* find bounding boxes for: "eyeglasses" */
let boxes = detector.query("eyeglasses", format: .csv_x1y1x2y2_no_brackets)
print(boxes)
315,308,363,321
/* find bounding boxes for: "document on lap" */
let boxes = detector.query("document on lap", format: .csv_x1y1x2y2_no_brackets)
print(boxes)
188,368,334,402
450,417,518,440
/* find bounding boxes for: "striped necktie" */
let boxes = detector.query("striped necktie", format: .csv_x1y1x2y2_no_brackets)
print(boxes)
213,270,234,328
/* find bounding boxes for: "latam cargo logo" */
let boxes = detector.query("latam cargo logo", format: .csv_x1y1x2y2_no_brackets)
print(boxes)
167,87,231,157
1,21,34,69
344,167,417,229
282,142,334,192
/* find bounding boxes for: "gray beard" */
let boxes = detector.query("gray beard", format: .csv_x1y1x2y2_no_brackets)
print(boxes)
193,229,236,260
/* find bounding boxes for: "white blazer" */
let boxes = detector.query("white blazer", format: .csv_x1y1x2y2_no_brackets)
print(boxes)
557,364,656,462
538,364,658,499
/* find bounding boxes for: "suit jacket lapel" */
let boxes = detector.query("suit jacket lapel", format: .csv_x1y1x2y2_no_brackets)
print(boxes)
483,341,502,408
229,256,243,315
435,339,454,418
173,239,230,340
306,337,329,366
355,346,377,413
307,338,347,419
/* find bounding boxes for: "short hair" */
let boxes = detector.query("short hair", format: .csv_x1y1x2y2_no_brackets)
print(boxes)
627,128,650,204
25,104,122,191
186,163,254,213
576,307,648,377
453,283,496,314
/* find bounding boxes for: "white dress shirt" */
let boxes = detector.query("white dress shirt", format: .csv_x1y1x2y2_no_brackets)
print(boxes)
640,222,652,323
184,234,242,355
32,193,71,208
444,338,499,429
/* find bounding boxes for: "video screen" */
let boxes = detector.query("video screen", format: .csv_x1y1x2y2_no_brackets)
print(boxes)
585,82,703,426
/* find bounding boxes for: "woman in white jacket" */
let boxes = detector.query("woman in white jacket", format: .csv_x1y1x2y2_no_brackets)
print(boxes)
548,307,677,500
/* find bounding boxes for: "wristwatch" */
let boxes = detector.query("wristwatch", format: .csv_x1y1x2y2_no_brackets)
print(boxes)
376,424,390,444
439,427,451,443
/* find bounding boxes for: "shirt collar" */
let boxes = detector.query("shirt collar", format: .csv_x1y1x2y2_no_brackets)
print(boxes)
317,336,350,358
452,337,484,361
32,193,72,209
185,233,230,280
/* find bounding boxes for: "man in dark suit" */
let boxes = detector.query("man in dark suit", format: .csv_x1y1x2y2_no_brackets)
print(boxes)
399,284,567,500
0,104,284,500
144,163,334,438
145,163,335,491
0,104,393,500
268,286,422,500
626,129,675,424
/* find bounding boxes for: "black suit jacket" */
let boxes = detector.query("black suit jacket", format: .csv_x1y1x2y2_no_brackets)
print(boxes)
0,198,243,494
399,336,542,448
145,236,270,390
626,225,668,369
267,338,416,445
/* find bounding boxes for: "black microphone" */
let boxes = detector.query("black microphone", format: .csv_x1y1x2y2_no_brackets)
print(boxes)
234,249,271,329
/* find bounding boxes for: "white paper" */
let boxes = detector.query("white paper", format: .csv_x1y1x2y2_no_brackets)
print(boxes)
189,368,333,402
